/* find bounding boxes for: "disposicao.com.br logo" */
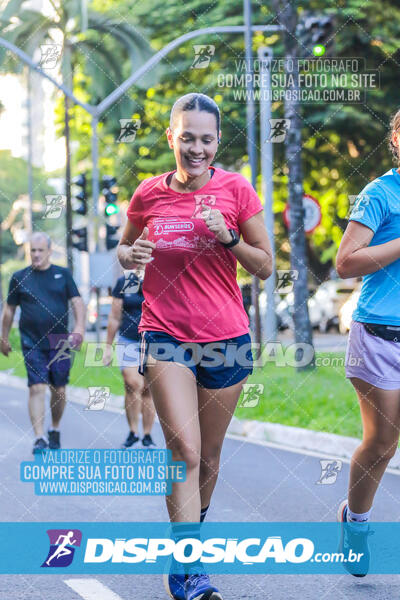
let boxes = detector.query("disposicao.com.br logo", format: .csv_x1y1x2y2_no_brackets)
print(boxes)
42,529,82,567
4,522,398,575
83,535,353,566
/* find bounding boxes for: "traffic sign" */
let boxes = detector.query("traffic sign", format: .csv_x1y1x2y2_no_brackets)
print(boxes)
283,194,321,234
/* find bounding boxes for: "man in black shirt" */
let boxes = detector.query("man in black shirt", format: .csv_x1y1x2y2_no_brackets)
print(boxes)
0,233,85,454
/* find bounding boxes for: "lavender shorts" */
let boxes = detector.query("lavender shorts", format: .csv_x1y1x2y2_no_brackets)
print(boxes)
345,320,400,390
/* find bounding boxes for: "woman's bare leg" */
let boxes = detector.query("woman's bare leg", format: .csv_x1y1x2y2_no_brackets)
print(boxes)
348,377,400,513
122,367,144,433
144,361,200,522
197,376,249,510
141,384,156,435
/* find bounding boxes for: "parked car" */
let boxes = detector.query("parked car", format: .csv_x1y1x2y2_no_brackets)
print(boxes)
86,296,112,331
272,278,359,333
275,290,324,330
250,290,307,332
249,290,286,333
310,279,359,332
338,286,361,334
249,278,359,335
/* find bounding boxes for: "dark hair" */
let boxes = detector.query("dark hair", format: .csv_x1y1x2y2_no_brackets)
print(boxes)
388,108,400,163
169,93,220,134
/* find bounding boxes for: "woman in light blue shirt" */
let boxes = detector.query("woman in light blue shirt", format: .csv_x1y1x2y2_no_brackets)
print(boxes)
335,109,400,577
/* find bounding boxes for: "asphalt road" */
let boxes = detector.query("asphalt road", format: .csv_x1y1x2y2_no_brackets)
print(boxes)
1,382,400,599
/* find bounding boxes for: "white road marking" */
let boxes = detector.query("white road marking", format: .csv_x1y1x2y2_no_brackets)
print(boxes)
64,579,125,600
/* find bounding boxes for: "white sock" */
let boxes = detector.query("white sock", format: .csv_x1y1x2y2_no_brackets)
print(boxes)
49,428,59,433
347,506,372,523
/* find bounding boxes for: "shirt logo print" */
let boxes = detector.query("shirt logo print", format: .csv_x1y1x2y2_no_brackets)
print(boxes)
192,194,216,218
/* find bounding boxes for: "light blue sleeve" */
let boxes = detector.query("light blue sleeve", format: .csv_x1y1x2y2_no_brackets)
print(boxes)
349,181,389,233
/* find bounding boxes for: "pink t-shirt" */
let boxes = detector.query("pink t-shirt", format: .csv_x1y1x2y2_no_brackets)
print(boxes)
126,166,263,342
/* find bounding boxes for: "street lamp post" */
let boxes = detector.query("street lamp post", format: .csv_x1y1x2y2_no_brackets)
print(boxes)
258,46,277,343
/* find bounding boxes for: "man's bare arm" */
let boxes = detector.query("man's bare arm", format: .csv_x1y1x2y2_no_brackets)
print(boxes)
1,303,17,355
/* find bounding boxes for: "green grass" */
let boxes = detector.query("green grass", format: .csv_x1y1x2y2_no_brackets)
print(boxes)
0,328,362,439
235,355,362,439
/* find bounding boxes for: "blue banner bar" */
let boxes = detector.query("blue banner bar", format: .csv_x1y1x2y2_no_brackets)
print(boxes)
0,522,398,574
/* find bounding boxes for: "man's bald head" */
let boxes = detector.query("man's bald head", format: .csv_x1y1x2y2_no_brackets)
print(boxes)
30,232,51,249
30,232,52,270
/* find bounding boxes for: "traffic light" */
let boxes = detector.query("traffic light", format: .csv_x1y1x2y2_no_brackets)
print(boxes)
102,175,119,217
72,173,87,215
71,226,88,252
105,223,119,250
297,14,335,57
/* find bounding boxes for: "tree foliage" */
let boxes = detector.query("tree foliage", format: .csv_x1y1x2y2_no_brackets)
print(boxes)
2,0,400,284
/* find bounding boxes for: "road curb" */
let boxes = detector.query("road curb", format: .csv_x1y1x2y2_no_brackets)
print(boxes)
2,371,400,470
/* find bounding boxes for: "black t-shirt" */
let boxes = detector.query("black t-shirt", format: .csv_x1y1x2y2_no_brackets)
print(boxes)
111,274,144,341
7,264,80,349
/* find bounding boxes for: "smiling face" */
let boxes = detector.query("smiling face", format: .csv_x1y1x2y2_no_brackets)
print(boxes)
166,109,220,180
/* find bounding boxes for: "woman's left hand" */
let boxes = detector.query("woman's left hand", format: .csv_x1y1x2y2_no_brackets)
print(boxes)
201,206,232,244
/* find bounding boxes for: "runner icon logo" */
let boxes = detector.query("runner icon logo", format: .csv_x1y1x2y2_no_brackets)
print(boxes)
316,459,342,485
268,119,291,143
117,119,141,143
122,271,141,294
348,194,370,219
239,383,264,408
191,45,215,69
86,387,110,411
276,270,299,293
43,195,66,219
39,44,62,69
41,529,82,568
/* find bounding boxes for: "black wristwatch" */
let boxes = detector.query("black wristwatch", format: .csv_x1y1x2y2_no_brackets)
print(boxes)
220,228,240,248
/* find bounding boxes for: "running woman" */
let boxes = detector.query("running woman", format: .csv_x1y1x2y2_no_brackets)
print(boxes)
103,272,156,448
336,108,400,577
117,93,272,600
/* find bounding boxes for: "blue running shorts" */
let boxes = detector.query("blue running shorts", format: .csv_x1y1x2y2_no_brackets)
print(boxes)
138,330,253,389
22,345,71,388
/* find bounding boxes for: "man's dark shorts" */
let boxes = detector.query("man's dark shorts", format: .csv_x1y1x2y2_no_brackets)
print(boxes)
22,345,71,387
138,330,253,389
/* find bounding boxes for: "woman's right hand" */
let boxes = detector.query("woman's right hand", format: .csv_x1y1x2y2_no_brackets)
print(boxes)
129,227,156,267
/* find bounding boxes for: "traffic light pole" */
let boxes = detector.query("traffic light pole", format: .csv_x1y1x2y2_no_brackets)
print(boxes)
91,116,100,250
65,93,73,273
91,116,102,344
243,0,262,354
258,46,278,343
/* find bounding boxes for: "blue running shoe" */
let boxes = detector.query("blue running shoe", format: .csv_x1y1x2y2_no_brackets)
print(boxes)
163,558,186,600
32,437,48,454
184,572,223,600
337,499,373,577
